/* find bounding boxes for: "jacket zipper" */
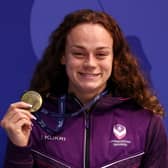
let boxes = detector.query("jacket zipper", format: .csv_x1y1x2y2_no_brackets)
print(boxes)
72,96,91,168
83,110,90,168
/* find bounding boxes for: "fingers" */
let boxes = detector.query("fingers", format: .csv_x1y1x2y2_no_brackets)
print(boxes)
3,117,33,147
6,117,32,134
15,118,32,132
0,101,37,146
7,101,36,119
1,101,36,129
7,109,33,124
7,108,36,123
10,101,33,109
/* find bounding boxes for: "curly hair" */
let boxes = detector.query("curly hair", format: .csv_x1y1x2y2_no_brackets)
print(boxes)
30,9,164,116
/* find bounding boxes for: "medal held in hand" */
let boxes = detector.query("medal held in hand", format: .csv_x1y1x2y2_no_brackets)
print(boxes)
21,90,42,112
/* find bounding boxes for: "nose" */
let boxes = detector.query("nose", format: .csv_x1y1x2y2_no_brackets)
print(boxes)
84,54,97,67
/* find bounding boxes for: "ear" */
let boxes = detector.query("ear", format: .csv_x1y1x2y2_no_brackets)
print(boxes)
61,55,66,65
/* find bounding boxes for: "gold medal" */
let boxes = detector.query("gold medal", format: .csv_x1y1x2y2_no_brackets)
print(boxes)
21,90,42,112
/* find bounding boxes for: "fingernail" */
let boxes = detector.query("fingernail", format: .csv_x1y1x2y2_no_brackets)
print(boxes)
31,115,37,120
28,104,33,108
29,126,32,131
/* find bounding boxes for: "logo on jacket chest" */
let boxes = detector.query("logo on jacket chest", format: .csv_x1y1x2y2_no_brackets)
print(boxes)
113,124,127,140
110,124,131,147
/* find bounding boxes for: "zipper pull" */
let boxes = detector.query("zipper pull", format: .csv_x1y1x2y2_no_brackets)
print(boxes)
85,111,90,129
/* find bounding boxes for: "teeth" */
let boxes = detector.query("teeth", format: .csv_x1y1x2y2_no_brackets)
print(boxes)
81,73,98,76
79,73,100,79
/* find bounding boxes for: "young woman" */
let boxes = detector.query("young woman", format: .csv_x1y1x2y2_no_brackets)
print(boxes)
1,9,168,168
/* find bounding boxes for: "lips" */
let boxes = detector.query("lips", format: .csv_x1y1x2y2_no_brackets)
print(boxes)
79,72,101,79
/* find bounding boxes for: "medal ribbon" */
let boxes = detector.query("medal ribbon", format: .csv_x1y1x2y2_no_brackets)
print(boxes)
34,90,108,134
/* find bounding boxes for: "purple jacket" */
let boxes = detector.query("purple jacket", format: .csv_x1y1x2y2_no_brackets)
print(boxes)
4,94,168,168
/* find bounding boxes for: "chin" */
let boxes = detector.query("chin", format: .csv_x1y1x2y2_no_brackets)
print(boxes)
80,85,103,93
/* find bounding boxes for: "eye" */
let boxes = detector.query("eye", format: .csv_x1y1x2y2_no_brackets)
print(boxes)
73,52,83,56
97,53,106,56
72,51,85,58
96,52,109,59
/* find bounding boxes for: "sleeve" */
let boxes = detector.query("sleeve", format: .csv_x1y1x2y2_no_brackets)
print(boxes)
140,115,168,168
3,139,34,168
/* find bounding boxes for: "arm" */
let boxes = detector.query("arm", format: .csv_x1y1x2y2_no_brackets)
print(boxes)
4,140,34,168
140,115,168,168
1,102,36,168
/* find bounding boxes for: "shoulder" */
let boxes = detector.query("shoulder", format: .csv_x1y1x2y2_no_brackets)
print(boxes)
100,95,153,118
141,113,168,166
99,95,164,129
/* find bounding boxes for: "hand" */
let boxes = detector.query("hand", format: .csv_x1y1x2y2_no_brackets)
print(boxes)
0,102,36,147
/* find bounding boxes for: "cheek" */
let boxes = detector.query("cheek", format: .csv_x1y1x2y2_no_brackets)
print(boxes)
65,60,79,76
106,66,112,78
66,60,78,69
104,59,113,75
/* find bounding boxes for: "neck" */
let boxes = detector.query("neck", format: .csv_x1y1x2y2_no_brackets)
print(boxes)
76,93,98,105
68,88,106,105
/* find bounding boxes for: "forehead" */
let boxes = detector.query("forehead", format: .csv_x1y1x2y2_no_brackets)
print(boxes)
66,23,113,47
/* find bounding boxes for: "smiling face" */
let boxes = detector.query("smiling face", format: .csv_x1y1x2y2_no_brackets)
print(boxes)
61,23,113,103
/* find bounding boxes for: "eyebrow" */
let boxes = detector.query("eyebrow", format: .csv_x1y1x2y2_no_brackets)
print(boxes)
71,45,112,50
